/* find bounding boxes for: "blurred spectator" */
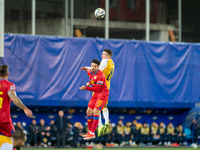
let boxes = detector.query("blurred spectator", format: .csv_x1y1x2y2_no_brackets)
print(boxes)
130,119,138,146
191,118,200,144
157,122,165,145
105,121,115,147
38,119,51,147
165,122,175,145
50,120,57,145
175,124,187,145
27,119,38,147
124,121,132,145
139,122,150,146
74,122,84,147
15,121,24,132
113,119,125,146
55,110,73,148
149,122,159,145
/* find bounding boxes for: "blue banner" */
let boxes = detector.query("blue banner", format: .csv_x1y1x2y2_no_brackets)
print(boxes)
1,34,200,108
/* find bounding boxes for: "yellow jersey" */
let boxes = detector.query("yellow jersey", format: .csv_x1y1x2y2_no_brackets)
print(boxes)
0,135,13,150
99,59,115,90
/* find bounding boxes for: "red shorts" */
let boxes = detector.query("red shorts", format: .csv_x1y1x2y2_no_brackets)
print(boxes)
88,92,109,111
0,122,15,136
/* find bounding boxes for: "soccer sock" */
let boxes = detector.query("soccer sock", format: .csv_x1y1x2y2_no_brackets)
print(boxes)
91,115,99,133
98,112,102,127
87,115,93,131
103,108,109,124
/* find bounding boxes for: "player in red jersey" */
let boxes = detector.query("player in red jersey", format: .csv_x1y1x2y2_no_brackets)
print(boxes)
79,59,109,140
0,65,33,137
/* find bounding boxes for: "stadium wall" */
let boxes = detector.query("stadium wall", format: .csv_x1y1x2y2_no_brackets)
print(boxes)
1,34,200,108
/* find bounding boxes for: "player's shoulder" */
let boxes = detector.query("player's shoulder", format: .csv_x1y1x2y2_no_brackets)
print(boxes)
108,58,115,64
6,80,15,86
97,70,105,77
0,80,14,86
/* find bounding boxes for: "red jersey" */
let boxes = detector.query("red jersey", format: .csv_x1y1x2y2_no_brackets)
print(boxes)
86,69,109,94
0,79,16,124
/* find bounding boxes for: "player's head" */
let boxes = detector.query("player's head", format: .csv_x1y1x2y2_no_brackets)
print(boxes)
102,49,113,59
12,130,27,149
0,65,9,79
91,59,100,73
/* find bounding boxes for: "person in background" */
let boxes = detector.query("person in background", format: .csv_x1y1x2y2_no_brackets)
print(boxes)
190,118,200,144
15,122,24,132
124,121,132,145
50,120,57,145
165,122,175,145
38,119,51,147
27,119,38,147
175,124,187,145
149,122,159,145
157,122,166,145
130,119,139,146
138,122,150,146
113,119,125,146
55,110,73,148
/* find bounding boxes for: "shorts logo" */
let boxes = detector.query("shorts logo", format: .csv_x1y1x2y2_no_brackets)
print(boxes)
97,100,102,108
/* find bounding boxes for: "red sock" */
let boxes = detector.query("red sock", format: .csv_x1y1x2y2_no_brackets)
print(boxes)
91,115,99,133
87,115,93,131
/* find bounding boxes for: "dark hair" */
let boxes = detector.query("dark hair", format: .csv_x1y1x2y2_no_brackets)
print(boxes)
104,49,113,57
12,130,26,141
91,59,100,66
0,65,8,77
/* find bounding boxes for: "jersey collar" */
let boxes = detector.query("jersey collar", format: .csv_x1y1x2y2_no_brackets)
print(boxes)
0,79,6,81
91,69,99,75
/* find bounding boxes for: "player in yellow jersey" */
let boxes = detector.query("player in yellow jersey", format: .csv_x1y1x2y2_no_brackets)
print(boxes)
0,130,26,150
80,49,115,136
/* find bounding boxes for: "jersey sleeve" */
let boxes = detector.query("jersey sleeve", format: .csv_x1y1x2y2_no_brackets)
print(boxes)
7,83,16,93
99,59,109,71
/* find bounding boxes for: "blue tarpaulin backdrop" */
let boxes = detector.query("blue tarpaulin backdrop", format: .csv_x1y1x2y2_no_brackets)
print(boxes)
1,34,200,108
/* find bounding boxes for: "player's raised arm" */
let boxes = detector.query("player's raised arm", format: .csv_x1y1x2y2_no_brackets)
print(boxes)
8,91,33,118
80,66,90,71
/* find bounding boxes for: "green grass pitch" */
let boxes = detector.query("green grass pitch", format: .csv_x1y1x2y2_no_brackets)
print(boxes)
22,148,196,150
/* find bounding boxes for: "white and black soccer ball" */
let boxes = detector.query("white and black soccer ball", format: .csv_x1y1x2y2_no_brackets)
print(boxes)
94,8,105,19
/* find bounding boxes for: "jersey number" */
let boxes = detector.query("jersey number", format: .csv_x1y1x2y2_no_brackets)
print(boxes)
0,91,3,108
107,68,114,81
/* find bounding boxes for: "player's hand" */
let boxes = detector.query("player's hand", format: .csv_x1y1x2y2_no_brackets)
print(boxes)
86,82,90,86
80,66,88,71
79,85,86,90
24,108,33,118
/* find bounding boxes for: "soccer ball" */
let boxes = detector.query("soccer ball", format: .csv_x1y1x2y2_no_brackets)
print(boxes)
94,8,105,19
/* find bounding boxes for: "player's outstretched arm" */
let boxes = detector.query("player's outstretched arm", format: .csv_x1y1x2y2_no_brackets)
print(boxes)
80,66,90,71
8,91,33,118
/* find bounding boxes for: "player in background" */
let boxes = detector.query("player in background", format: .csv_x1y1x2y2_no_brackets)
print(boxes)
79,59,109,140
80,49,115,136
0,130,27,150
0,65,33,137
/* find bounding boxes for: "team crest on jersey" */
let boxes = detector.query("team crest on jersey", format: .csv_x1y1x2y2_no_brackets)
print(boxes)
94,76,96,79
